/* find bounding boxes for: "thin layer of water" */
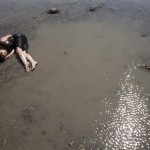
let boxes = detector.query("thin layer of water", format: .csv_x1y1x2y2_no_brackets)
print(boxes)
91,68,150,150
1,20,150,149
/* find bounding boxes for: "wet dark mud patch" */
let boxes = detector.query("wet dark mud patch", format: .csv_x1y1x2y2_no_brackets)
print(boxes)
0,0,150,149
22,107,37,125
141,32,150,38
0,126,7,150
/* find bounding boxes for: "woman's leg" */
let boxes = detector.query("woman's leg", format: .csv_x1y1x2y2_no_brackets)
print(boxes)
16,47,30,72
24,52,38,70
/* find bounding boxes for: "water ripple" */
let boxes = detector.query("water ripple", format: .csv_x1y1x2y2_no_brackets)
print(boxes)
92,69,150,150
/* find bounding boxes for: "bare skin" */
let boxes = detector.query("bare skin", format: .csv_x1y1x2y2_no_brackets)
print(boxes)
0,35,12,42
0,34,38,72
0,48,14,60
0,35,15,60
16,47,38,72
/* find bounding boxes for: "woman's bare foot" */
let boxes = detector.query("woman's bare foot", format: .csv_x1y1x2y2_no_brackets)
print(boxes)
31,61,38,71
25,62,31,72
25,66,30,72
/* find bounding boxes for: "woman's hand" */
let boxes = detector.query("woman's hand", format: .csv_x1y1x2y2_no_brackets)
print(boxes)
0,35,12,42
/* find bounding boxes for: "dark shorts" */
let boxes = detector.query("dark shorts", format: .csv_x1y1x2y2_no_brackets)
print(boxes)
13,34,29,52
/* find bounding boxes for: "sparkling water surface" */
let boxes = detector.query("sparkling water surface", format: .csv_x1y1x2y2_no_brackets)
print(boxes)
91,68,150,150
0,0,150,149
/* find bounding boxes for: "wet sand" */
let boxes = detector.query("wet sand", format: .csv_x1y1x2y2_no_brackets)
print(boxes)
1,0,150,150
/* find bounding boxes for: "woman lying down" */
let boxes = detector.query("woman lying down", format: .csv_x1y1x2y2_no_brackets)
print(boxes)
0,33,38,72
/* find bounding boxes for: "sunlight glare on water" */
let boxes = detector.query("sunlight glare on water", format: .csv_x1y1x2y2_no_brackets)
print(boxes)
92,69,150,150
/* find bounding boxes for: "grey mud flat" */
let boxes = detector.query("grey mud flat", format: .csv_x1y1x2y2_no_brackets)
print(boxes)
1,0,150,150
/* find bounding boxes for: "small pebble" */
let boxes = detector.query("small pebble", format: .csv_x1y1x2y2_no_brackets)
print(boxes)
48,8,59,14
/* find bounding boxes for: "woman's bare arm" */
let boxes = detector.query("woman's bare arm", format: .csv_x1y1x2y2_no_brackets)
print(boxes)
0,35,12,42
5,49,14,59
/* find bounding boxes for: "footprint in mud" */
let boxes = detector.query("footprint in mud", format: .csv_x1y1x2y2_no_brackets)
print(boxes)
22,108,35,124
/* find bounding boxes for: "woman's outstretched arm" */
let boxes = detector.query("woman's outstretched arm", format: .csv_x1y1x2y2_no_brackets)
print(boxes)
5,49,14,59
0,35,12,42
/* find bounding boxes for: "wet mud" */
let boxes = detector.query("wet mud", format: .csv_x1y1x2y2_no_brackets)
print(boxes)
1,0,150,150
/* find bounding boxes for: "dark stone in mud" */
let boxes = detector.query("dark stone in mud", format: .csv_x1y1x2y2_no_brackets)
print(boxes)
141,33,150,37
48,8,60,14
68,140,74,146
89,4,104,12
90,7,99,12
78,144,85,150
63,51,68,55
41,129,46,136
22,108,35,124
141,34,147,37
138,64,150,70
124,64,128,69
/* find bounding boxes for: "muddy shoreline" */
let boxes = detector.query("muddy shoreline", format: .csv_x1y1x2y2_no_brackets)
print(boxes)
1,0,150,150
0,0,150,91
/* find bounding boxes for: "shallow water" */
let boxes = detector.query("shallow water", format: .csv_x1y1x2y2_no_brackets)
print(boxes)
0,20,150,149
91,70,150,149
1,0,150,150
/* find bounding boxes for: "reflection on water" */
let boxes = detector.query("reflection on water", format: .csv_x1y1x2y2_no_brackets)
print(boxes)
92,69,150,150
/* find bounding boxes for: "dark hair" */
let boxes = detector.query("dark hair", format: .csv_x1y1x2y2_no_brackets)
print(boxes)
0,54,5,63
0,42,7,63
0,41,11,51
0,41,7,47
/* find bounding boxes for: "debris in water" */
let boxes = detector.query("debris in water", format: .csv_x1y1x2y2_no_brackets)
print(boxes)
48,8,60,14
78,144,85,150
141,32,150,38
41,129,46,135
68,140,74,146
10,119,16,125
138,64,150,70
63,51,68,55
89,3,104,12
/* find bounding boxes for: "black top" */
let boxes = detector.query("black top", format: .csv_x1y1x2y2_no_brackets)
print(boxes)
0,34,29,54
13,34,29,52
